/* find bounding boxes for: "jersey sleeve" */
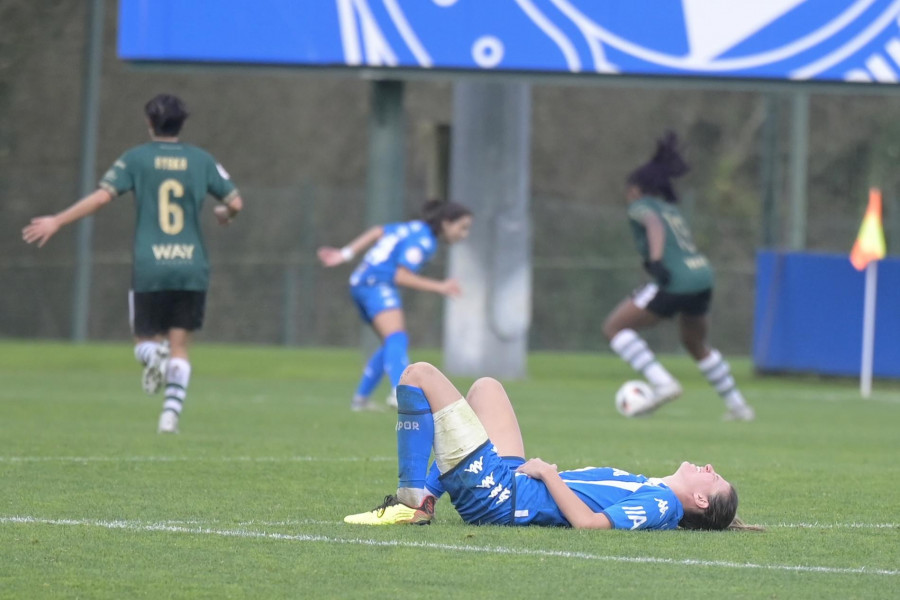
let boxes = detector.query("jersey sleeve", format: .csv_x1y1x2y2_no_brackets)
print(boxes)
396,234,436,273
627,201,653,225
98,154,134,198
206,155,238,203
600,489,680,531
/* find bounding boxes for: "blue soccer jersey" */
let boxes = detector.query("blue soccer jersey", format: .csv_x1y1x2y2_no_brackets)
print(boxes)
515,467,684,530
348,221,437,321
442,443,684,531
349,221,437,287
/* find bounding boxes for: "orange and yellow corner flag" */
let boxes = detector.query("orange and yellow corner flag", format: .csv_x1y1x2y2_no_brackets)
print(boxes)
850,187,887,271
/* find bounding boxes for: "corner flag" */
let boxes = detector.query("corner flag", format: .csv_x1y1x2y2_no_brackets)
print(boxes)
851,188,887,398
850,188,886,270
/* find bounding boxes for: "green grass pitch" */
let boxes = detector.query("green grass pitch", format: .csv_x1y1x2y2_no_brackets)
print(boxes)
1,341,898,599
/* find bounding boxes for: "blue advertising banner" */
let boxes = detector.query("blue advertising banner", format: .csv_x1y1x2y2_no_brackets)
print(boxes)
119,0,900,83
753,251,900,378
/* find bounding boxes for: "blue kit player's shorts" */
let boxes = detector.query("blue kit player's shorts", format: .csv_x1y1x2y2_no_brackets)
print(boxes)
350,283,402,323
439,441,525,525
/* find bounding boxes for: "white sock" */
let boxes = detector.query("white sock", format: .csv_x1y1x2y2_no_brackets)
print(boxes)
134,341,160,366
610,329,676,387
698,349,746,408
396,487,429,507
163,358,191,416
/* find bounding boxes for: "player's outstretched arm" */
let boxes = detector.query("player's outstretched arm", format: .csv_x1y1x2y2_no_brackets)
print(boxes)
22,188,113,248
517,459,612,530
394,267,461,297
316,225,383,267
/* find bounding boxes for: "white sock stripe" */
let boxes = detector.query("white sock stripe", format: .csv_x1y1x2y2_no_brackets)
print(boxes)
609,329,639,353
705,362,730,381
631,352,655,371
163,400,183,414
621,340,650,363
714,377,736,395
134,342,158,365
165,387,187,401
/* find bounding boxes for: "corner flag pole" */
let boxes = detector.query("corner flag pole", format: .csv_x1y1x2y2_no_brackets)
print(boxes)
860,261,878,398
849,188,887,398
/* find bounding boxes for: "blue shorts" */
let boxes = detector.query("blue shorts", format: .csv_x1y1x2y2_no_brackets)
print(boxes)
439,441,525,526
350,283,402,323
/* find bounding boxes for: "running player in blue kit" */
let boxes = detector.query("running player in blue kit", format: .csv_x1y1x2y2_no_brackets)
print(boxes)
345,362,751,531
317,200,472,411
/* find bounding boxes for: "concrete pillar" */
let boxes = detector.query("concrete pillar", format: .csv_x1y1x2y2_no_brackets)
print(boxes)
443,81,531,378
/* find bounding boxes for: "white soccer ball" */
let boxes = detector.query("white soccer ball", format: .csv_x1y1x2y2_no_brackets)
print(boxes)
615,380,655,417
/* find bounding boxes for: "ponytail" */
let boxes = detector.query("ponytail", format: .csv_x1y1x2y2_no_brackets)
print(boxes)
626,131,689,203
726,517,765,532
421,199,472,236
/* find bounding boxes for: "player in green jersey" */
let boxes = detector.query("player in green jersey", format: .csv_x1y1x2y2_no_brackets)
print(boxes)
22,94,243,433
602,132,754,421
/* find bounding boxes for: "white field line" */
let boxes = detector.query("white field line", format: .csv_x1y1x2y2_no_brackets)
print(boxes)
763,389,900,404
0,455,393,463
171,518,899,531
776,522,899,530
2,516,898,577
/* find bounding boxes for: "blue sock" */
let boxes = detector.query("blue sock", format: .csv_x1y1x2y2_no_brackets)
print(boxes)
424,461,445,498
383,331,409,389
354,346,385,398
396,384,433,490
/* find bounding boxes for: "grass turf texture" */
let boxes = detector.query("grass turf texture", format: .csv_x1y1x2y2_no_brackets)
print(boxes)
1,341,898,599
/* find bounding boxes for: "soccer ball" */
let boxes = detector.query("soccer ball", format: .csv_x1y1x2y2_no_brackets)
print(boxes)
615,380,655,417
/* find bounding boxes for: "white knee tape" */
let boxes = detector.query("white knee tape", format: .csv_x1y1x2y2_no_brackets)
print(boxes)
433,398,489,474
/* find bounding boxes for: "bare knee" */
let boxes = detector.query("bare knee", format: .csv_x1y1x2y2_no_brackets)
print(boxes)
399,361,439,387
467,377,504,400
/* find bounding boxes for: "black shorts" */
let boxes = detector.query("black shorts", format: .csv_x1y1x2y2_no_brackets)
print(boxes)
129,290,207,336
632,283,712,318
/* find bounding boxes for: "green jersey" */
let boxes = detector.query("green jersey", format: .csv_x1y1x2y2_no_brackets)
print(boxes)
99,141,238,292
627,196,713,294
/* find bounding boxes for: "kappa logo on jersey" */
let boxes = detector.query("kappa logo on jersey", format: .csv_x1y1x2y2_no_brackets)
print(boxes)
152,244,195,261
476,473,496,489
463,455,484,475
622,505,648,530
655,498,669,517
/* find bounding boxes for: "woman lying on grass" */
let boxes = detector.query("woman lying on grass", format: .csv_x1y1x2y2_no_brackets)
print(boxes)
344,362,758,531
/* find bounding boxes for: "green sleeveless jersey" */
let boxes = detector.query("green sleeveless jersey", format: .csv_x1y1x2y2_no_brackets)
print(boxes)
99,141,238,292
627,196,714,294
